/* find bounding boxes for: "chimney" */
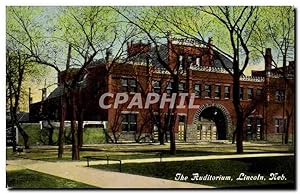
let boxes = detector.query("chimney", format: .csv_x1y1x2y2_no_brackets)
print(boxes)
265,48,272,78
41,88,47,101
264,48,272,104
167,31,172,42
127,41,130,50
208,37,214,66
105,48,113,63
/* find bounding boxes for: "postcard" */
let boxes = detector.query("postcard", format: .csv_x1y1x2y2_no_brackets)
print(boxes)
6,5,295,190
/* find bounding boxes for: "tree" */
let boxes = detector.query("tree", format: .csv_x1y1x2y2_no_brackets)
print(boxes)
152,6,260,153
6,7,48,150
115,6,261,153
53,6,138,159
7,6,67,158
252,7,295,144
7,6,138,159
6,49,30,150
115,7,201,154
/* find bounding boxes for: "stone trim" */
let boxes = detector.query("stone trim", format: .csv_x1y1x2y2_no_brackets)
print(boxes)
192,103,233,138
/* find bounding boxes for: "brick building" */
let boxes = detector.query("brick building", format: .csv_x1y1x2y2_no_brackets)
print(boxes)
30,37,295,143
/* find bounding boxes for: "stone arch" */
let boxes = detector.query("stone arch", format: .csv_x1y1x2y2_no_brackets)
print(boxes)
193,103,233,138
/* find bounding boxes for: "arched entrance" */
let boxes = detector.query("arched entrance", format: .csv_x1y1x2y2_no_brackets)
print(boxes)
193,103,232,141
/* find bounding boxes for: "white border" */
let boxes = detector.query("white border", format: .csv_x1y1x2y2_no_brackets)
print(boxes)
1,1,299,194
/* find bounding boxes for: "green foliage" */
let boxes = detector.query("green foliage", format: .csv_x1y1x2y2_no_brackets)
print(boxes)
83,128,106,144
17,124,41,146
252,6,294,65
6,6,43,50
7,169,96,188
6,7,51,111
18,124,106,146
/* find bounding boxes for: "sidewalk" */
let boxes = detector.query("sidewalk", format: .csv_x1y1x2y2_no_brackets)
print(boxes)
6,159,212,188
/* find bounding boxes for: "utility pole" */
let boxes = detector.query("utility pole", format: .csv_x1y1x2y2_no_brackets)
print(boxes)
28,87,32,112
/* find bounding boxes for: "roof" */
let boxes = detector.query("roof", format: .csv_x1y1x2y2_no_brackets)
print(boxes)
6,112,29,122
213,51,233,69
46,85,64,100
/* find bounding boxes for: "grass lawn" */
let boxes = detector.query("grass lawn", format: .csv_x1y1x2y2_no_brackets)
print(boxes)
18,124,106,146
6,169,97,189
91,156,295,188
6,143,292,161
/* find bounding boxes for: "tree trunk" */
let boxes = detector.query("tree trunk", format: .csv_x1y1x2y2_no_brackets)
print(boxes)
11,126,17,152
47,119,54,145
112,131,118,144
16,122,29,149
169,126,176,155
232,130,236,144
58,119,65,158
284,125,289,144
77,110,84,148
70,94,80,160
48,127,54,145
168,76,179,155
167,111,176,155
236,116,244,154
102,128,113,143
284,112,291,144
158,128,165,145
233,72,244,154
11,108,29,149
58,88,66,159
164,128,168,143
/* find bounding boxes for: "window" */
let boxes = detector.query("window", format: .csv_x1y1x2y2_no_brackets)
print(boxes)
121,78,137,93
240,87,244,100
196,58,200,66
224,86,230,99
275,90,285,102
178,55,183,66
166,82,173,96
178,83,186,93
274,119,280,133
187,55,193,66
205,85,211,98
215,85,221,99
247,88,253,100
247,117,254,132
178,115,186,123
152,80,160,93
247,117,254,140
256,88,262,97
194,84,201,97
256,117,263,140
121,79,128,92
274,118,286,133
122,113,137,132
164,114,175,129
178,55,185,71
